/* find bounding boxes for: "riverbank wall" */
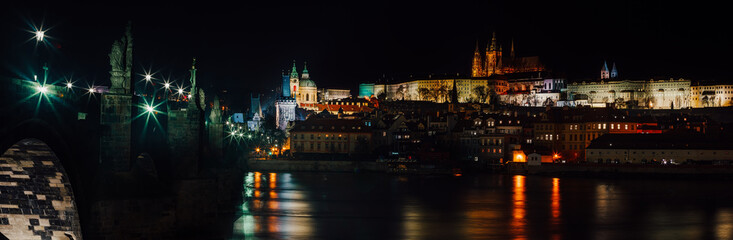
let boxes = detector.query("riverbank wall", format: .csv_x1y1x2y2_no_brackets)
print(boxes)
245,159,386,172
509,162,733,179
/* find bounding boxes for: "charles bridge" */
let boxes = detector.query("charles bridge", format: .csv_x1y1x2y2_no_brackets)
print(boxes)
0,25,241,239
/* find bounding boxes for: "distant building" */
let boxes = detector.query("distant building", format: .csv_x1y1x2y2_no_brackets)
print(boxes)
231,113,244,123
690,83,733,108
566,78,691,109
471,32,545,77
321,88,351,101
533,107,658,162
276,64,299,131
358,78,507,103
586,133,733,164
297,62,318,108
289,118,372,154
247,94,264,131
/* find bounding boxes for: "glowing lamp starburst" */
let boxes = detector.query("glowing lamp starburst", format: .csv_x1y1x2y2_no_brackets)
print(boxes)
35,30,45,42
164,83,171,89
37,85,48,94
145,105,155,113
145,74,152,81
178,88,184,94
88,88,95,93
66,82,73,88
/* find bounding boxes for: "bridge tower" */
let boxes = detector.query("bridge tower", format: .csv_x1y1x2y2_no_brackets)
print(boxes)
167,58,204,178
100,22,134,171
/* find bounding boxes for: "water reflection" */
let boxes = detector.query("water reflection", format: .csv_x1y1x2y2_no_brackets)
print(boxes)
717,209,733,239
550,178,561,240
234,172,313,239
551,178,560,220
230,173,733,240
511,175,527,240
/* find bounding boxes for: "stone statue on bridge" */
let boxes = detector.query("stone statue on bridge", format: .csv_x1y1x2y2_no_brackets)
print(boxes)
108,21,133,94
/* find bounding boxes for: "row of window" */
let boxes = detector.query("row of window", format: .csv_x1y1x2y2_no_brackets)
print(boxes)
293,133,357,140
590,151,731,155
460,138,503,145
537,133,602,141
294,142,349,151
538,123,635,131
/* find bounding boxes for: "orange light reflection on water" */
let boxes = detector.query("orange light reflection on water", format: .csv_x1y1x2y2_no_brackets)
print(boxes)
270,173,277,189
511,175,527,240
550,178,562,239
552,178,561,219
254,172,261,189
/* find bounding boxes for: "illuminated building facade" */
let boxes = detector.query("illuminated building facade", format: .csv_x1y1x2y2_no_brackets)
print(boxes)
566,78,691,109
690,83,733,108
471,32,545,77
276,64,299,131
534,108,656,162
358,78,509,103
320,88,351,101
289,118,372,154
586,133,733,164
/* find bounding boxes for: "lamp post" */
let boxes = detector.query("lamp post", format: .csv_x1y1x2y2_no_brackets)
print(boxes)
35,30,45,42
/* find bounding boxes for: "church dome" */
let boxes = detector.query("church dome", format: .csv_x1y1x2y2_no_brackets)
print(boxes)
300,79,317,88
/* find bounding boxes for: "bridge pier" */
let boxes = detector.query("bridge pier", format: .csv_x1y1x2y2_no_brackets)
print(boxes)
100,93,132,172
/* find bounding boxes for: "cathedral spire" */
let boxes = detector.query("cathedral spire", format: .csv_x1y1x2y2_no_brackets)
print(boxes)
510,38,515,59
472,39,484,77
601,61,610,79
610,62,618,79
290,60,299,79
489,32,497,51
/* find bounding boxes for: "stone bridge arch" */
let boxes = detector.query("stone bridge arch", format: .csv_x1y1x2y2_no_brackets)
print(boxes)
0,118,89,239
0,138,81,239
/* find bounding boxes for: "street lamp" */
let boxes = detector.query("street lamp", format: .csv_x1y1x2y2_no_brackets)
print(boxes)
66,82,73,89
35,30,45,42
36,85,48,94
145,74,152,82
145,105,155,113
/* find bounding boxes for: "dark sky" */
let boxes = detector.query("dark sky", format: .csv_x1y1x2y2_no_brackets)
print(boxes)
2,1,730,110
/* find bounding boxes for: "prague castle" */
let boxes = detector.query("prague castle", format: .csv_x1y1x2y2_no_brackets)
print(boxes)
471,32,545,77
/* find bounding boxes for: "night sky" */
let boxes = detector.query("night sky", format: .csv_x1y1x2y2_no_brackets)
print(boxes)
2,1,730,110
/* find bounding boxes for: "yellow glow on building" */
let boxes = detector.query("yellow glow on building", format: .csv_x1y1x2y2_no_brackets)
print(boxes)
513,151,526,163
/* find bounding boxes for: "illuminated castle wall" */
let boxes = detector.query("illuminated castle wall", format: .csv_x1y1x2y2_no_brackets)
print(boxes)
567,78,691,109
471,32,545,77
690,84,733,108
358,79,509,103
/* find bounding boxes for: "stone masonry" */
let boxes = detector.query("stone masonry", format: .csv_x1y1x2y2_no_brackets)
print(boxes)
168,107,201,178
100,94,132,172
0,139,81,240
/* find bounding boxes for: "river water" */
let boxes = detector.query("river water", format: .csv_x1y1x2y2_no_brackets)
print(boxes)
231,172,733,239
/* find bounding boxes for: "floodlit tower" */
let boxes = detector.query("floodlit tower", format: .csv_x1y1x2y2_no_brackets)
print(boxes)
485,32,500,76
471,40,484,77
610,62,618,79
289,60,299,97
601,61,610,79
